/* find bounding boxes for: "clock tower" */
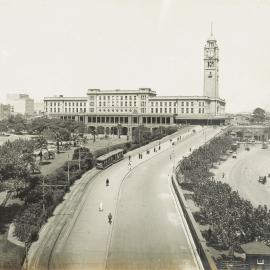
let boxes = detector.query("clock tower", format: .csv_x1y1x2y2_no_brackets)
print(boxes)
203,28,219,99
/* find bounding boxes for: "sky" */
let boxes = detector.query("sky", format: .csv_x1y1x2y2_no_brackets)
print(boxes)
0,0,270,113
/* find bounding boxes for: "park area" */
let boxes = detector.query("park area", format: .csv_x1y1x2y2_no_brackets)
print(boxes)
176,135,270,267
0,134,127,270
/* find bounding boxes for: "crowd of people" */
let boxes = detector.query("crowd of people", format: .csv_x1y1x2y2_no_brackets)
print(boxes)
177,135,270,251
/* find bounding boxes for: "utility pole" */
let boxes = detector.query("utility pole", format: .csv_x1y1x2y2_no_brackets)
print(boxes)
42,178,45,216
78,148,81,170
67,154,70,187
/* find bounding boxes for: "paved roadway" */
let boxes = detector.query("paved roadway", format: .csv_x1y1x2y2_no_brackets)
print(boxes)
213,143,270,208
28,126,222,270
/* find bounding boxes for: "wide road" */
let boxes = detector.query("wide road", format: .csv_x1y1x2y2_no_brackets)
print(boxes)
212,143,270,208
29,126,222,270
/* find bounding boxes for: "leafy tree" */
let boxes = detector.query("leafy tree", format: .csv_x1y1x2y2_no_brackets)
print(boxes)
252,107,266,123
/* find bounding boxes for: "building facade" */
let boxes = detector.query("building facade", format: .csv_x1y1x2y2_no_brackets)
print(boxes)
44,31,227,135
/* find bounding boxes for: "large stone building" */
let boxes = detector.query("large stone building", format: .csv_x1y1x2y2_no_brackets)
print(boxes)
44,30,226,135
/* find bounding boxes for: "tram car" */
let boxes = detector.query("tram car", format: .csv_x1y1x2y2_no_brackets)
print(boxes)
96,149,124,169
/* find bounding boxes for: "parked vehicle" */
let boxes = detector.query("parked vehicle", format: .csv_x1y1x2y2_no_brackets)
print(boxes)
258,176,267,184
96,149,124,169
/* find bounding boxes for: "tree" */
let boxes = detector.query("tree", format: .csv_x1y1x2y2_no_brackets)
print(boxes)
252,107,266,123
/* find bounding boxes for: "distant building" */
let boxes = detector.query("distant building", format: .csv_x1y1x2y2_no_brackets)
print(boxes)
241,241,270,270
6,93,34,116
0,104,11,120
34,101,44,115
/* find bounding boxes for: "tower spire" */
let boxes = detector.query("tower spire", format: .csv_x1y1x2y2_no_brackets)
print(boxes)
211,22,213,36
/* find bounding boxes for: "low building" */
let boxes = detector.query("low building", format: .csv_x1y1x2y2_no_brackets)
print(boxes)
241,241,270,270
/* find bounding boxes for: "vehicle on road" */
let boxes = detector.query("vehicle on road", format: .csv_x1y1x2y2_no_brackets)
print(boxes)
232,153,237,159
96,149,124,169
258,176,267,184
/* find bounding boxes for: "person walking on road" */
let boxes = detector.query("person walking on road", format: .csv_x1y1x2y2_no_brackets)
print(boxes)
99,202,103,212
108,212,112,224
106,178,109,186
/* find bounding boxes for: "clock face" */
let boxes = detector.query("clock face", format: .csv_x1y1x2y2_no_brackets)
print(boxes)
207,50,214,58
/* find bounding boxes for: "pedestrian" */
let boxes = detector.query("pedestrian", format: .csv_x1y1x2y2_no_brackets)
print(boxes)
99,202,103,212
128,155,131,161
159,146,161,150
108,212,112,224
190,147,192,152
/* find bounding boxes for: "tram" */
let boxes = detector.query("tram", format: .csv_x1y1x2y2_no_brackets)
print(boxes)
96,149,124,169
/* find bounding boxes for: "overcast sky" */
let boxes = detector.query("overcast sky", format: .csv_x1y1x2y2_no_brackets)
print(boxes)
0,0,269,113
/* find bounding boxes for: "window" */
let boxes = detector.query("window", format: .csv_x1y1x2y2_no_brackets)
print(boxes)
65,108,67,112
181,101,184,106
125,96,127,100
84,108,86,112
90,102,94,106
65,102,67,106
90,108,94,112
76,102,78,106
99,102,102,106
151,108,154,113
80,102,82,106
156,108,158,113
125,101,127,106
202,108,205,113
169,102,171,106
129,96,132,100
103,96,106,100
121,102,123,106
108,96,110,100
134,102,136,106
181,108,184,113
129,102,132,106
164,102,167,106
160,102,162,106
199,108,201,113
165,108,167,113
199,102,201,106
174,108,176,114
186,108,189,113
160,108,162,113
186,102,189,106
191,102,193,106
257,258,264,265
169,108,171,113
191,108,194,113
151,102,153,106
103,102,106,106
